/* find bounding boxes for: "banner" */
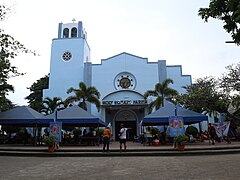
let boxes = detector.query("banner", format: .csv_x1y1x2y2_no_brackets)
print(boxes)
213,121,230,138
168,116,184,137
49,122,62,142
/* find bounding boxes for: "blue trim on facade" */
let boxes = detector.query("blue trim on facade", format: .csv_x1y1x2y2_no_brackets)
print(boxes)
84,62,92,87
58,23,63,38
102,89,144,100
78,21,83,38
158,60,167,83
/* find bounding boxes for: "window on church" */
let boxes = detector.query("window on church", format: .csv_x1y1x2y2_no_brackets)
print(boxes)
71,27,77,38
63,28,69,38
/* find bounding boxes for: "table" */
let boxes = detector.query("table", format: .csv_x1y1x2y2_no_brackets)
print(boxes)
79,136,99,146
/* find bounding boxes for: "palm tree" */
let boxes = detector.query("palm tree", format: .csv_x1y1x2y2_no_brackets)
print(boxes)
144,78,178,114
65,82,101,112
41,97,64,115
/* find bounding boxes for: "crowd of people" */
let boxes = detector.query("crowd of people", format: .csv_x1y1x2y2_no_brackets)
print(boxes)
2,122,240,150
133,123,235,146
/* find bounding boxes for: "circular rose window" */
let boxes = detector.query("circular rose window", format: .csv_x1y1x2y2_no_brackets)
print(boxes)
120,77,131,88
114,72,136,90
62,51,72,61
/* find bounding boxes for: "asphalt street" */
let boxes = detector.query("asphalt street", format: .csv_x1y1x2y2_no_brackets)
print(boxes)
0,154,240,180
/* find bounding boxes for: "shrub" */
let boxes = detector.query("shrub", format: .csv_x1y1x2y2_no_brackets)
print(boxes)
150,127,159,135
186,126,198,138
174,134,188,146
44,136,57,147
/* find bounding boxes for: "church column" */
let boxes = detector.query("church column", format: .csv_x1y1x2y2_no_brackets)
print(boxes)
158,60,167,83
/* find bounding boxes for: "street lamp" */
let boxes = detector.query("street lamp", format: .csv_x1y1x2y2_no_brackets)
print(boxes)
175,104,180,116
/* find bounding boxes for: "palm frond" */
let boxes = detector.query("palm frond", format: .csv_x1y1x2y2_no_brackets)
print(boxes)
147,101,156,114
143,90,158,99
65,82,101,111
154,96,163,110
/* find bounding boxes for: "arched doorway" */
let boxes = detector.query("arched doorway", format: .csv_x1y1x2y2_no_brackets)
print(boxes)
114,109,137,141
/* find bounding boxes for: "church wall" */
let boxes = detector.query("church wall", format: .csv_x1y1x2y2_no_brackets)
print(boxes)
44,38,86,100
43,21,193,136
91,53,160,100
166,65,192,94
90,53,165,121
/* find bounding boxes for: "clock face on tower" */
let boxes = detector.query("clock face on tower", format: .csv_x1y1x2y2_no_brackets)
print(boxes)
114,72,136,90
62,51,72,61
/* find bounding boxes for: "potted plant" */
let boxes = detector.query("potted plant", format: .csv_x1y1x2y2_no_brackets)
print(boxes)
44,136,57,153
174,134,188,151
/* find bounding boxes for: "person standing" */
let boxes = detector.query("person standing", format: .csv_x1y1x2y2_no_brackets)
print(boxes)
208,123,216,145
119,123,131,152
23,129,29,146
102,127,111,152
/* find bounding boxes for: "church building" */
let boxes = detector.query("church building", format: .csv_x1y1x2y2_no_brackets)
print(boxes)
43,21,192,139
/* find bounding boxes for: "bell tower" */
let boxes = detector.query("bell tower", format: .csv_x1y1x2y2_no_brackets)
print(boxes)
43,21,91,101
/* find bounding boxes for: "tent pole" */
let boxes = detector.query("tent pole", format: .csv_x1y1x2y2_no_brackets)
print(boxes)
198,122,202,133
207,120,211,145
34,124,37,146
97,123,100,145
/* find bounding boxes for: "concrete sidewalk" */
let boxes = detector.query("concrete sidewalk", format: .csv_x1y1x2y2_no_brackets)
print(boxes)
0,140,240,157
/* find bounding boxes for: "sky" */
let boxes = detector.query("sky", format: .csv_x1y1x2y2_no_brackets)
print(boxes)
1,0,239,106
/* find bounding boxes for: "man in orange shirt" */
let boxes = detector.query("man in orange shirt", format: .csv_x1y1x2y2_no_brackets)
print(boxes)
103,127,111,152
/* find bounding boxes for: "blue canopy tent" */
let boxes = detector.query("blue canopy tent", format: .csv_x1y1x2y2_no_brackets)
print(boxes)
0,105,107,127
0,106,44,126
0,106,46,145
142,100,208,126
39,105,107,127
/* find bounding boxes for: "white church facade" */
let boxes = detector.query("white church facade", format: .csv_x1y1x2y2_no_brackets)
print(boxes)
43,21,192,139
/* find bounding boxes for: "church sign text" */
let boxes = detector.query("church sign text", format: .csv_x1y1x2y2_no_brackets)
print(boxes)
102,100,146,106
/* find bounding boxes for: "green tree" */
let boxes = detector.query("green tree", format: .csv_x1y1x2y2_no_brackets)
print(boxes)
41,97,64,115
0,4,35,111
144,78,178,114
219,62,240,94
0,90,14,111
227,95,240,125
198,0,240,45
219,62,240,124
175,77,229,121
25,75,49,112
65,82,101,112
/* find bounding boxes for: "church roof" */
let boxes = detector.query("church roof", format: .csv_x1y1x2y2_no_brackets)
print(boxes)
101,52,148,62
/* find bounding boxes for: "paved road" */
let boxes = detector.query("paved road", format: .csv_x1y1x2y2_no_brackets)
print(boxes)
0,154,239,180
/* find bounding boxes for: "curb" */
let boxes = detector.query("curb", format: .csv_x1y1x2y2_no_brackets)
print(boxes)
1,148,240,157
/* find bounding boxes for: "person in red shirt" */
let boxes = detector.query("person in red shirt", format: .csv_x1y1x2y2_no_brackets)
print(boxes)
208,123,216,145
102,127,111,152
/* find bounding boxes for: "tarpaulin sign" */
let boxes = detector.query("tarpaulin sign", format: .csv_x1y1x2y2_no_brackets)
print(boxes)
169,116,184,137
49,122,62,142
